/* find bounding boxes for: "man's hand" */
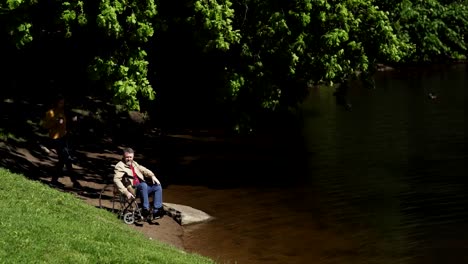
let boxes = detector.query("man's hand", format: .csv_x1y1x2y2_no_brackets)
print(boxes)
152,177,161,185
126,192,135,200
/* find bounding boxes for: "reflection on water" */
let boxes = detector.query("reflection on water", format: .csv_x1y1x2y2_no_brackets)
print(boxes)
164,64,467,263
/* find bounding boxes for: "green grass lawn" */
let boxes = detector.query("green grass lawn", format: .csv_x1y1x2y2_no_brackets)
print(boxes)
0,167,214,264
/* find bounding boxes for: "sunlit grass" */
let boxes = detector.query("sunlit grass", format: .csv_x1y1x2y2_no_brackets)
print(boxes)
0,167,214,264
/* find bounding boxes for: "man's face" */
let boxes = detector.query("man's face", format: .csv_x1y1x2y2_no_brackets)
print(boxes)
123,152,134,165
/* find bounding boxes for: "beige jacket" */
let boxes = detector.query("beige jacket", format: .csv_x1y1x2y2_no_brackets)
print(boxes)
113,160,160,197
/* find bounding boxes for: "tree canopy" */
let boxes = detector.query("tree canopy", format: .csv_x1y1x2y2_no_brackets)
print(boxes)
1,0,467,131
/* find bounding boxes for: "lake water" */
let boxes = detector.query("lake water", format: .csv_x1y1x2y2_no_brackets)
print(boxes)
163,64,468,264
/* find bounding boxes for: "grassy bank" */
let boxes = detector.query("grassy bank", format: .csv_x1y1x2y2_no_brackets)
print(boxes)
0,167,214,264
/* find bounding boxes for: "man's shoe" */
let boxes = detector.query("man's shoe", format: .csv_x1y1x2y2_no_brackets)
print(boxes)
142,208,150,218
152,208,165,220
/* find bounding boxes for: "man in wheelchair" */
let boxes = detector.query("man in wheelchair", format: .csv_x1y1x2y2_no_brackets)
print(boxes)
114,147,165,220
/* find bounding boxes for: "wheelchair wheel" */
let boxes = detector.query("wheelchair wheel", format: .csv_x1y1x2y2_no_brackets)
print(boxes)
123,212,135,224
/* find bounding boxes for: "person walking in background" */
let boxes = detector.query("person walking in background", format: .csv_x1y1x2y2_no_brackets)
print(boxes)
114,147,165,220
42,95,80,188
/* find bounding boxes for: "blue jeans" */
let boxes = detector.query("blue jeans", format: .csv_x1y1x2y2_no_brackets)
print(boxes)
135,182,163,211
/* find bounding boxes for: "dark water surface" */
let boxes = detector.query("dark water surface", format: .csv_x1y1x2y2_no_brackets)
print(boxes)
164,64,467,264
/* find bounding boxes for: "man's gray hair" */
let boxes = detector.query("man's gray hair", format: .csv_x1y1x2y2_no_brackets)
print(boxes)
122,148,134,154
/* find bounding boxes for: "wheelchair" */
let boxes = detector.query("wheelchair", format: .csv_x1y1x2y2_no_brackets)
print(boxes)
98,183,145,224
